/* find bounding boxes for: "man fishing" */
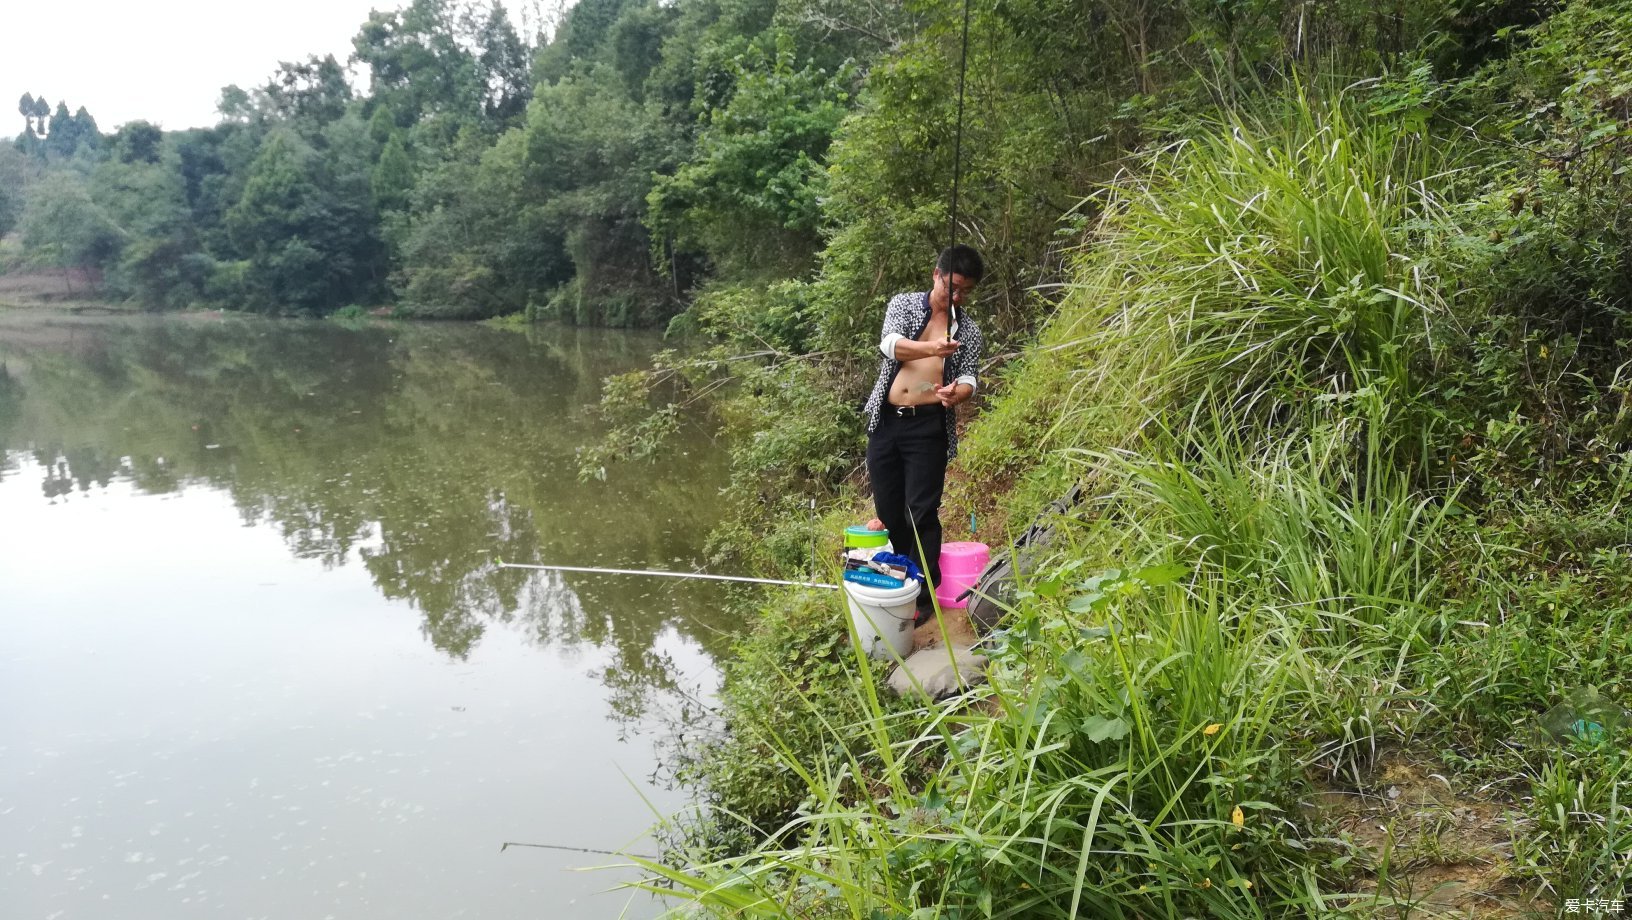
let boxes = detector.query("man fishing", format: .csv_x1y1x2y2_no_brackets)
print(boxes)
862,244,985,623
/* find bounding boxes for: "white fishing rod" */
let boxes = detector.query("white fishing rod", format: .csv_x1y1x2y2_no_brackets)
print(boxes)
494,559,839,590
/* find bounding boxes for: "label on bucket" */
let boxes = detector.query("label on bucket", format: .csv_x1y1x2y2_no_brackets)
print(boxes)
844,569,906,589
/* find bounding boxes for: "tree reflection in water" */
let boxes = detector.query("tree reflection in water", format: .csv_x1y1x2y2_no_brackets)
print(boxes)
0,313,736,727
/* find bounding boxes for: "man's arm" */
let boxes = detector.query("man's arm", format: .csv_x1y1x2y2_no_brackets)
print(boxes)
952,317,982,389
895,337,961,361
879,296,962,360
936,318,983,406
877,295,915,359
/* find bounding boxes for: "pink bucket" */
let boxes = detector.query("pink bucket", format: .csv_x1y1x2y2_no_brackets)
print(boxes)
935,541,990,609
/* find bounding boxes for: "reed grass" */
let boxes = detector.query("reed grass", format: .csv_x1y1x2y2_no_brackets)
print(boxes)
649,82,1632,917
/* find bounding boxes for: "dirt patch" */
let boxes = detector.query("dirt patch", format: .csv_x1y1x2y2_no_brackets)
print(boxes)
911,604,981,650
1317,750,1541,918
0,268,124,311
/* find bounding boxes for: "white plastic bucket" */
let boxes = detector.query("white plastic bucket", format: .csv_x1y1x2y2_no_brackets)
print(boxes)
842,579,920,659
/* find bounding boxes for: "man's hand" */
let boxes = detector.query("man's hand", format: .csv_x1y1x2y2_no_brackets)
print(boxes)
935,382,973,408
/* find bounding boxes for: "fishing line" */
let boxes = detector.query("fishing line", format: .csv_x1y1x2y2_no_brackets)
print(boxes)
494,560,838,590
947,0,973,249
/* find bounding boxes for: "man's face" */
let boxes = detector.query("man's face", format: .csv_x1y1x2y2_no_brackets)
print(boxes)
935,269,979,308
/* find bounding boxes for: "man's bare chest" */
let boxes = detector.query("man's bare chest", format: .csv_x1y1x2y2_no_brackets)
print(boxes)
917,312,950,343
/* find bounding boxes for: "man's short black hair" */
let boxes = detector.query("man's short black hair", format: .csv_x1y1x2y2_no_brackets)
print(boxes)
936,244,985,282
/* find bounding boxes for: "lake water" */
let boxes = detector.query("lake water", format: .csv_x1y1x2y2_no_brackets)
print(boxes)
0,312,737,919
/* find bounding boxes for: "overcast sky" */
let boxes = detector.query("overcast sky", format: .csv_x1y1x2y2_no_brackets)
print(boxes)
3,0,546,134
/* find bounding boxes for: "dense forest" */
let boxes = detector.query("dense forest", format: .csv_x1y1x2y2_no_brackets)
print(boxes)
2,0,1040,327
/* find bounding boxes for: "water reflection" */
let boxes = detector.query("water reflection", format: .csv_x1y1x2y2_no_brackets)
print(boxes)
0,312,734,716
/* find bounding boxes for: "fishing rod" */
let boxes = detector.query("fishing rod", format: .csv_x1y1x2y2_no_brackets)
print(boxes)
500,840,657,859
494,559,838,590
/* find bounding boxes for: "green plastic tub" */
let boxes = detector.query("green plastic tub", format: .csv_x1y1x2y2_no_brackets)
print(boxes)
844,525,890,550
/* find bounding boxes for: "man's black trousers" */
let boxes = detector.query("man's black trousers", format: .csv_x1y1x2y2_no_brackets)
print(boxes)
866,407,946,607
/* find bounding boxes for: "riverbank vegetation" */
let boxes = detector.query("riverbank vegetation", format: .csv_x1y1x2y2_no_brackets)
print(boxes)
645,1,1632,916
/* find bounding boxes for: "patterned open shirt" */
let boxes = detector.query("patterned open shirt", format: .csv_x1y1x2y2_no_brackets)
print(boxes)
862,291,984,460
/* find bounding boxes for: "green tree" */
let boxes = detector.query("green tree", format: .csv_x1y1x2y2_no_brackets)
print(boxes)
368,104,397,145
110,121,164,164
218,84,254,124
607,2,675,99
805,0,1194,355
20,172,124,269
43,101,76,157
647,38,853,279
323,111,389,295
31,95,49,133
17,92,36,135
0,141,33,236
171,120,267,259
89,151,197,306
225,131,379,313
71,106,100,150
523,67,683,323
397,127,567,316
352,0,483,131
261,55,353,131
533,0,639,83
474,1,532,123
15,94,48,157
371,132,414,215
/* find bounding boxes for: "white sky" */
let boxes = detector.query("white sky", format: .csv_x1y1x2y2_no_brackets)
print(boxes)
3,0,548,133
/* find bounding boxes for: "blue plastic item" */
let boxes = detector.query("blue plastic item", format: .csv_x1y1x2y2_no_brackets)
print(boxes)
868,552,924,583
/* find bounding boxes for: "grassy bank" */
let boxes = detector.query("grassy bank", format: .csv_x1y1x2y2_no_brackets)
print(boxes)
644,7,1632,915
0,266,130,313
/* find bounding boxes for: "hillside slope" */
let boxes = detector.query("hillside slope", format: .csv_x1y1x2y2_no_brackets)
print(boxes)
654,3,1632,916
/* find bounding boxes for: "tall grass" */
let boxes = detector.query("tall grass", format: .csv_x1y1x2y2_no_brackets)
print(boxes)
640,572,1337,919
1077,91,1452,413
1093,414,1450,637
641,405,1463,915
652,85,1632,916
958,89,1463,522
